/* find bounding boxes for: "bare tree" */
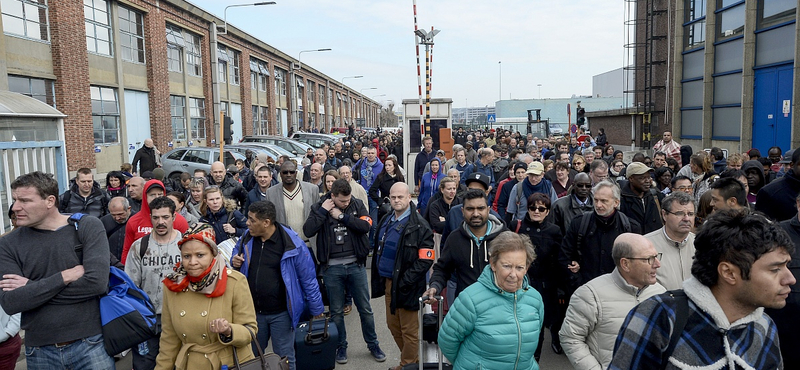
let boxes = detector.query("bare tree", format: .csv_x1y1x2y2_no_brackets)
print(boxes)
378,101,398,128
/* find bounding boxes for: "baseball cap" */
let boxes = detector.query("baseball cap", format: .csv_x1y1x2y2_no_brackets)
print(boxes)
513,162,528,173
465,141,473,147
436,149,445,155
779,149,795,164
465,172,490,190
526,162,544,175
626,162,654,178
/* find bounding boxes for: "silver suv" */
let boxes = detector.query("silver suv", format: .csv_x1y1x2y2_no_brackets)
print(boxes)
161,147,245,182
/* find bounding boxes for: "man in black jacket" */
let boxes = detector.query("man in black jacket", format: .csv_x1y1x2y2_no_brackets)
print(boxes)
208,161,247,208
371,182,434,369
559,180,642,292
131,138,158,174
767,193,800,369
303,179,386,365
58,168,110,218
756,148,800,221
618,162,663,234
100,196,131,262
551,172,594,235
424,189,508,301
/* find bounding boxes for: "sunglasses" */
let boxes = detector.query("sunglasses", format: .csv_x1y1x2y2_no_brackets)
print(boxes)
528,206,548,213
575,184,592,188
281,170,297,175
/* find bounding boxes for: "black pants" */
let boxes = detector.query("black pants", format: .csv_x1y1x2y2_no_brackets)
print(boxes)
132,315,161,370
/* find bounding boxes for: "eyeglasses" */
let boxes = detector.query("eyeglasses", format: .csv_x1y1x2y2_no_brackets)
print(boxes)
281,170,297,175
674,186,692,191
575,184,592,189
573,162,585,165
664,210,695,218
625,253,662,265
528,206,548,212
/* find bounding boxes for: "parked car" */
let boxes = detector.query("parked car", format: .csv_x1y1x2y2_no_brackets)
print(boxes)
226,143,305,174
241,135,312,155
291,132,339,149
161,147,245,183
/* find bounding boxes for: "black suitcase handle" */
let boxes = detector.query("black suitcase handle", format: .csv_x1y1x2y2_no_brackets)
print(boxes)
304,316,330,345
418,295,445,370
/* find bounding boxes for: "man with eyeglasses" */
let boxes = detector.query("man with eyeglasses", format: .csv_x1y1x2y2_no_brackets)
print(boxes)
619,162,664,234
264,161,320,257
560,233,666,370
610,210,794,369
552,173,594,236
589,160,609,186
670,175,693,196
644,191,697,290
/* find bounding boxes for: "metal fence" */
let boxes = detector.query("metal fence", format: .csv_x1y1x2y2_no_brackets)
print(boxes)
0,140,67,234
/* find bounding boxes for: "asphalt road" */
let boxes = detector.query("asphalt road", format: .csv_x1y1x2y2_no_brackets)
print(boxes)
14,269,574,370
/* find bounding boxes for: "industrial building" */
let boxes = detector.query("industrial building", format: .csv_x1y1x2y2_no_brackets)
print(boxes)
0,0,381,173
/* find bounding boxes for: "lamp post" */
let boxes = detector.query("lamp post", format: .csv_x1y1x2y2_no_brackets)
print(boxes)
212,1,275,160
415,27,440,137
290,48,330,133
341,75,363,127
498,61,502,102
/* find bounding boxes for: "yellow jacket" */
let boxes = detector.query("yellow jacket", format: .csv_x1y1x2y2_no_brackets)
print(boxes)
155,269,258,370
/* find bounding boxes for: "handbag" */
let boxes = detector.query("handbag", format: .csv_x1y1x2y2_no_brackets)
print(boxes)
231,326,289,370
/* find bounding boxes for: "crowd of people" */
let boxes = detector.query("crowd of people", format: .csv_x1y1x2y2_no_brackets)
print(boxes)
0,125,798,370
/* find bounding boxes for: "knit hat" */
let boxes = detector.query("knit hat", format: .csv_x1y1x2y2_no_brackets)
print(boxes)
151,168,165,181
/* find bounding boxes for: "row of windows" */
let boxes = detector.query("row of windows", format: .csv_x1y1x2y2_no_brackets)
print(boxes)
170,95,206,140
684,0,796,50
217,44,240,85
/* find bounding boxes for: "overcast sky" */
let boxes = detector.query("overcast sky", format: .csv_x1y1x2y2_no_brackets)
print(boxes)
191,0,625,108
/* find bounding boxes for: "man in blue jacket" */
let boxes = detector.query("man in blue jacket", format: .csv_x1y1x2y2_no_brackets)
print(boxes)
231,200,324,370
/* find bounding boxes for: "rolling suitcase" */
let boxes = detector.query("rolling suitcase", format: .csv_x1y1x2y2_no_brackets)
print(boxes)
295,316,338,370
402,295,453,370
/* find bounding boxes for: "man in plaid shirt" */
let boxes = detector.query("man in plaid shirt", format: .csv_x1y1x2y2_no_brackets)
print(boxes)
609,209,795,369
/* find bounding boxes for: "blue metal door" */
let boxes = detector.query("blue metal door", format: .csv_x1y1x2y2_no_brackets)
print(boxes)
753,65,793,153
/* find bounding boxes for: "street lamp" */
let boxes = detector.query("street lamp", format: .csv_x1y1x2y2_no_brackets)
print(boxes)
212,1,275,161
290,48,331,133
341,76,363,127
220,2,276,35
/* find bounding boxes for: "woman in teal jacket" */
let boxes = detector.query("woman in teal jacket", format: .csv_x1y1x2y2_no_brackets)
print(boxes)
438,231,544,370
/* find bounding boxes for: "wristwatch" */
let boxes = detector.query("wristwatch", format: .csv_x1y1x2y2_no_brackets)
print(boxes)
337,213,345,221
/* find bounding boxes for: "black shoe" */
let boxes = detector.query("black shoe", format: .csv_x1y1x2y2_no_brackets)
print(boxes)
551,341,563,355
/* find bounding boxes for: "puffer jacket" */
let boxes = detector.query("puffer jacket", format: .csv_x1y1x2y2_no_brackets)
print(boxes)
559,269,665,370
370,202,434,312
429,215,507,299
232,224,324,328
438,265,544,370
58,180,110,218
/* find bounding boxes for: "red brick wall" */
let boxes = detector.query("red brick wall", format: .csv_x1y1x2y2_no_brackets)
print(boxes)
142,5,170,151
50,0,93,170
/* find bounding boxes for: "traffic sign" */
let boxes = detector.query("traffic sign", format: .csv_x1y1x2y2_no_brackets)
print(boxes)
487,114,496,124
570,124,578,134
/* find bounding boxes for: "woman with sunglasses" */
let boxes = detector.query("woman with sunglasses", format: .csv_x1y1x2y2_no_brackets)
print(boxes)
571,154,586,173
515,192,564,361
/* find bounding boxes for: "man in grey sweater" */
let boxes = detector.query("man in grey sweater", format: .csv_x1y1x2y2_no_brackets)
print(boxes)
0,171,113,369
125,196,182,370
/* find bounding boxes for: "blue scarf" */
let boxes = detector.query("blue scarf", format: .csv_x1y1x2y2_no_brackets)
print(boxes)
522,177,553,199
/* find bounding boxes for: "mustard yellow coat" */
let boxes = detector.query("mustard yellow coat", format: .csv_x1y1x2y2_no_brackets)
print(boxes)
155,269,258,370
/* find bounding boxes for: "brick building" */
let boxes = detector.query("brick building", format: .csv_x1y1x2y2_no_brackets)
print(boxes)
0,0,381,173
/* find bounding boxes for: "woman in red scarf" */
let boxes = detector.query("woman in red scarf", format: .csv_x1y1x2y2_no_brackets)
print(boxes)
155,223,258,370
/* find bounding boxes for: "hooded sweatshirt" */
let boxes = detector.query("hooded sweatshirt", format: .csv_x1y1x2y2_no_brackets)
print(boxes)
429,214,507,298
418,157,444,213
121,179,189,265
741,160,765,206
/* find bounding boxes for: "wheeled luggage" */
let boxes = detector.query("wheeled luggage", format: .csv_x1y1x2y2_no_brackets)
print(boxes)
295,316,338,370
402,296,453,370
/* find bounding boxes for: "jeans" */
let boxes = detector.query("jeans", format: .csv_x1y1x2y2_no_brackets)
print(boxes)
255,311,296,370
132,315,161,370
323,263,379,349
25,333,115,370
